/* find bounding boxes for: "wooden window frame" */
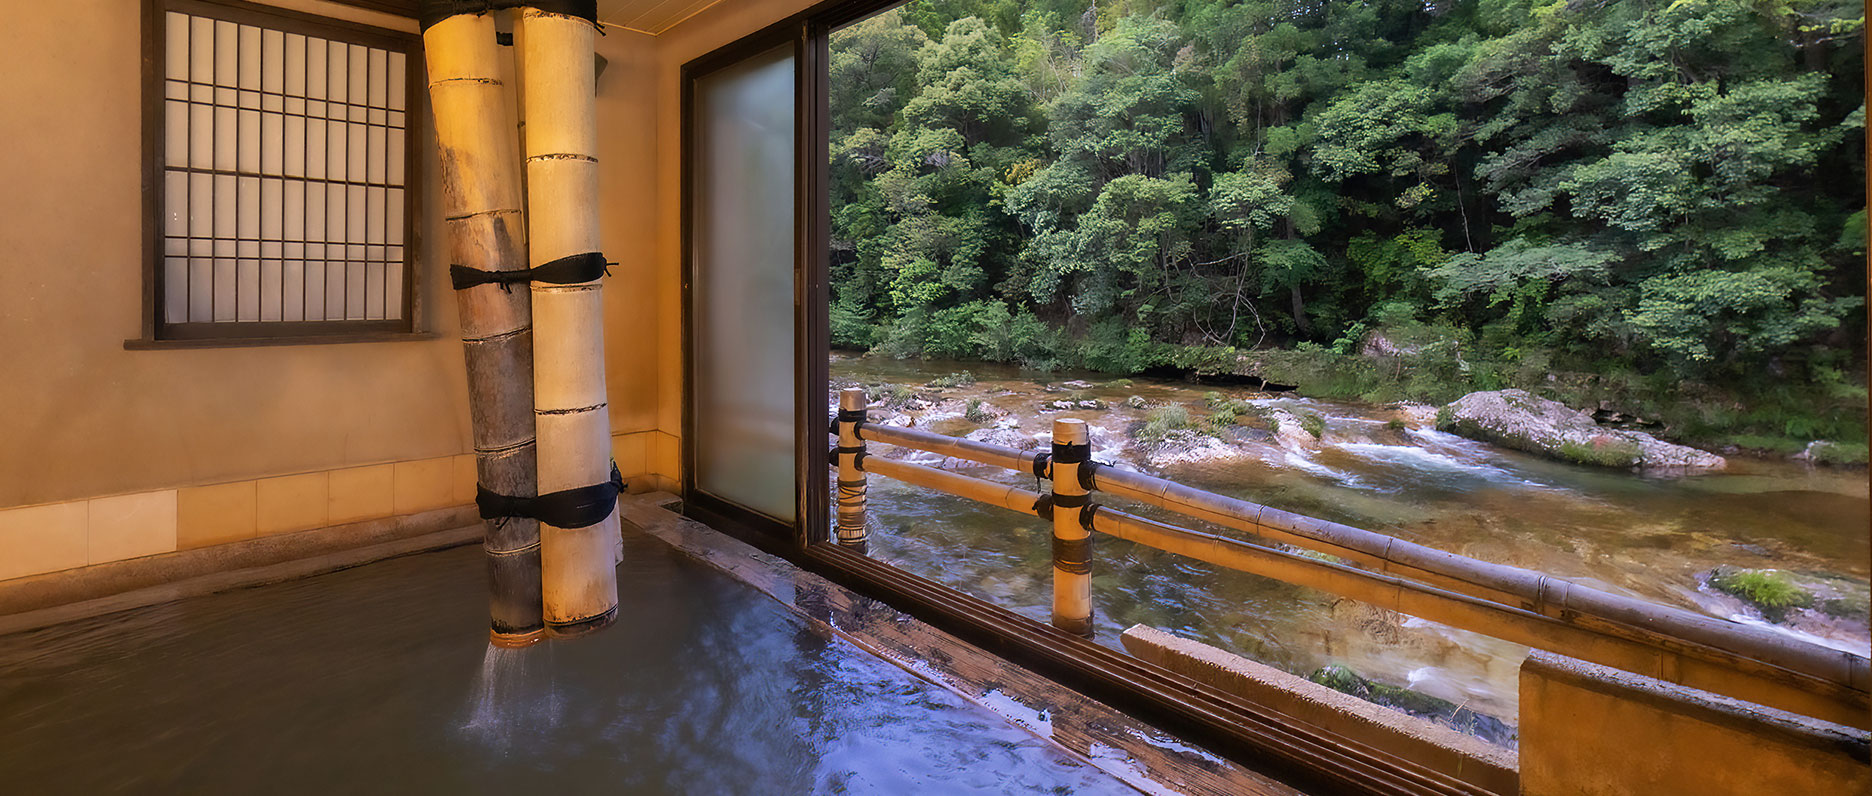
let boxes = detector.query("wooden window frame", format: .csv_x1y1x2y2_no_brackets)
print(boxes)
135,0,426,348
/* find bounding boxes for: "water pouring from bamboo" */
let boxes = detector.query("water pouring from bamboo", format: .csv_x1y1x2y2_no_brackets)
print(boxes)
422,6,544,648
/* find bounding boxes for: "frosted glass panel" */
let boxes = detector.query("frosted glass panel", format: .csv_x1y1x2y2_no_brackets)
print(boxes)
692,44,797,523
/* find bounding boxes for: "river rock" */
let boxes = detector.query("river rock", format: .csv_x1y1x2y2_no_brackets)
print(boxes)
1388,402,1439,428
1697,567,1870,653
1794,440,1869,466
1440,390,1724,471
1140,429,1245,466
1262,407,1321,449
965,427,1040,452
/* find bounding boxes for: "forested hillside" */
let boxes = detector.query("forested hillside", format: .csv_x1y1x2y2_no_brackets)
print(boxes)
828,0,1867,450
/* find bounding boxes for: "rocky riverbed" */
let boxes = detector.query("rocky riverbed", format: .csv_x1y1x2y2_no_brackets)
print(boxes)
828,353,1870,743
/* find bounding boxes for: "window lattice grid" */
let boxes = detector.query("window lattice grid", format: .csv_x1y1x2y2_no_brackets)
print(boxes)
160,10,409,326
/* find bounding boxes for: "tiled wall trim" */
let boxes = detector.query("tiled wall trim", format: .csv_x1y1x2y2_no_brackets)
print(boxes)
0,438,672,584
0,434,673,584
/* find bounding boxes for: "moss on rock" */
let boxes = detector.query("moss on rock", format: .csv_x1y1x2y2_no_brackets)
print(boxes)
1707,567,1815,621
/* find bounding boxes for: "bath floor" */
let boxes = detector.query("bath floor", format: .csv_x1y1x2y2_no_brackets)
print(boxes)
0,530,1140,794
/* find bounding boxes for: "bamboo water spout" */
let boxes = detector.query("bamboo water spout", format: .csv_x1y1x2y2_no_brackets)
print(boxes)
518,1,619,636
422,8,543,647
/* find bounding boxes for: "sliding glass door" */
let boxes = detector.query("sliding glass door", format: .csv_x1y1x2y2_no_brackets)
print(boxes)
683,30,827,542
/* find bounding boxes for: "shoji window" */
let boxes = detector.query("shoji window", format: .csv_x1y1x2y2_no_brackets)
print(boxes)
151,1,418,340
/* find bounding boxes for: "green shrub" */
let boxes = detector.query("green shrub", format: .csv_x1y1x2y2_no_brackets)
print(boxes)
1203,391,1227,408
886,385,918,408
1125,394,1149,409
1386,418,1407,430
1137,405,1198,448
1300,412,1326,439
1076,318,1167,373
1210,405,1241,428
928,371,976,388
964,399,991,423
829,295,878,350
1708,568,1814,620
1810,441,1870,466
1556,438,1641,468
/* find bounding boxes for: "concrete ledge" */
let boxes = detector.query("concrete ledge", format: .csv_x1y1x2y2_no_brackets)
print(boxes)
1520,650,1870,795
0,505,480,635
1120,624,1518,795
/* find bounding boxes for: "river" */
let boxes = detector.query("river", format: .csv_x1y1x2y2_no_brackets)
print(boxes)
831,353,1870,744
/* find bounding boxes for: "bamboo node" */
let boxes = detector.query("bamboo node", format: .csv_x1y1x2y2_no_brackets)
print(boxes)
430,76,504,87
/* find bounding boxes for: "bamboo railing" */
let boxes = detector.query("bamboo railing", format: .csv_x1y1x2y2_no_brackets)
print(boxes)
825,388,1871,729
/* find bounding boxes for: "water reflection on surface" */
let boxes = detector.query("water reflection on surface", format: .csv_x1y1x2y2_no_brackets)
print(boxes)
835,355,1871,737
0,536,1132,795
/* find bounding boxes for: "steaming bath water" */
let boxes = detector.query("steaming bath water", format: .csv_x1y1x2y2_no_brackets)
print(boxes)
835,354,1871,739
0,534,1134,794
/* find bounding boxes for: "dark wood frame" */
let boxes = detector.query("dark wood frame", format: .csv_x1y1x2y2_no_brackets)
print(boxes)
681,29,812,539
688,3,1495,793
137,0,423,346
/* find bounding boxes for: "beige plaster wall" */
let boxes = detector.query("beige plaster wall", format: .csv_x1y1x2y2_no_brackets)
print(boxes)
592,25,672,488
640,0,825,489
0,0,813,581
0,0,470,510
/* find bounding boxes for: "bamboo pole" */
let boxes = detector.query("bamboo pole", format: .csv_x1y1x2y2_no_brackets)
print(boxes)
856,456,1045,517
422,8,543,648
517,2,618,636
1050,419,1094,636
834,389,868,549
855,421,1041,473
1089,507,1870,729
1085,466,1869,696
848,422,1866,701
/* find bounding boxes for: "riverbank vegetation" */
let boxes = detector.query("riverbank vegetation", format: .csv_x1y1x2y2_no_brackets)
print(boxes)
829,0,1866,453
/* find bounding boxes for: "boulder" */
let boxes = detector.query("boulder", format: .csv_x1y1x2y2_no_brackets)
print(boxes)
964,427,1040,452
1262,406,1322,449
1388,402,1439,428
1140,429,1246,467
1794,440,1870,467
1439,390,1724,471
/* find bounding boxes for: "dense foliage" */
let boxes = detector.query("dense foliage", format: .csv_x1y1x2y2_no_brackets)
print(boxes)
829,0,1866,445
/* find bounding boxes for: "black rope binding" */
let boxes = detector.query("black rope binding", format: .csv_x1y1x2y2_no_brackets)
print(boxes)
476,460,624,529
1052,535,1092,575
1051,441,1090,464
828,445,866,468
451,252,612,292
420,0,598,31
1050,492,1089,509
1030,452,1051,492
